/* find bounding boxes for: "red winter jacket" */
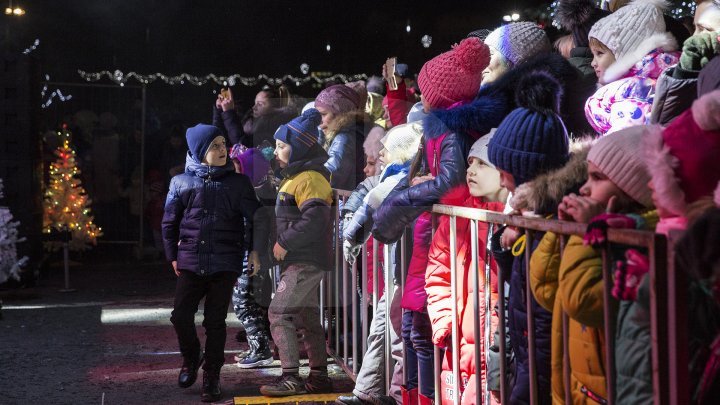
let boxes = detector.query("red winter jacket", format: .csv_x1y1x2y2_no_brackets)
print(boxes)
386,81,414,127
426,188,504,404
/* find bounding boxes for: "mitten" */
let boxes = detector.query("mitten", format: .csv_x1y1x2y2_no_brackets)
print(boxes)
583,213,639,247
680,32,720,71
343,240,361,265
612,248,650,301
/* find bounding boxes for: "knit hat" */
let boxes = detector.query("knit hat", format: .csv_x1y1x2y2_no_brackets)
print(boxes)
555,0,611,48
467,29,492,42
345,81,369,109
588,125,653,208
488,71,570,186
363,126,385,159
186,124,223,163
315,84,363,115
236,147,272,187
484,22,552,66
588,0,678,83
468,129,496,168
643,89,720,215
366,75,385,94
417,37,490,109
274,108,322,162
381,122,423,164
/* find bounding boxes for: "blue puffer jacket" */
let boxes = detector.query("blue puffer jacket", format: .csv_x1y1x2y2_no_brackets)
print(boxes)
162,153,261,276
325,111,372,192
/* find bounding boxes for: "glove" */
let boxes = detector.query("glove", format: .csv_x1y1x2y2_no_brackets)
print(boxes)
680,31,720,71
612,249,649,301
583,213,639,247
343,240,362,265
247,250,261,277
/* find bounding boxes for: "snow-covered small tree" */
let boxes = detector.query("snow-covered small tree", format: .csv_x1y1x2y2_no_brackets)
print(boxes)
0,178,28,284
43,134,102,251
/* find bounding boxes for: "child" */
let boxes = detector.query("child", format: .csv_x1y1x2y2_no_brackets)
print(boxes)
487,71,571,405
259,109,335,396
530,125,655,404
162,124,262,403
425,134,507,405
373,36,490,404
227,144,277,369
585,0,681,135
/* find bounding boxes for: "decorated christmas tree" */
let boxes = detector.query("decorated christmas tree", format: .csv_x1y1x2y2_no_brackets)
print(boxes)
0,178,28,284
43,130,102,251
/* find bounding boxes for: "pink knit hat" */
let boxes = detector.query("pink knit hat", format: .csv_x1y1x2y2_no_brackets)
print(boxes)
315,84,363,115
417,37,490,109
643,89,720,216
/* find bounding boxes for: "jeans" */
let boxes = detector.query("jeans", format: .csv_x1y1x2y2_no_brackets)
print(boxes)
402,308,435,398
170,270,237,371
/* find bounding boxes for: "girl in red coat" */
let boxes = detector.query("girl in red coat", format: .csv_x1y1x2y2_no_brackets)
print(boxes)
425,134,507,405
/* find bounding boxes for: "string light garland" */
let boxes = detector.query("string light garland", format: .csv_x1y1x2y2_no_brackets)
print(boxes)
22,38,39,55
41,75,73,109
42,129,102,251
78,69,368,87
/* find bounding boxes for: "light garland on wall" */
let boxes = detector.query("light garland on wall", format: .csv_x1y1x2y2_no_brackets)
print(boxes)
77,69,368,87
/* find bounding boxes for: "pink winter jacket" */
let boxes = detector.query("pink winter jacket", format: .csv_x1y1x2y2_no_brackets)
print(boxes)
426,188,505,404
585,48,680,135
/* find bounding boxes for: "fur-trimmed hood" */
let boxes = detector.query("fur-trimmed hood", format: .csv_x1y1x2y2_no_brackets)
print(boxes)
603,32,678,83
426,52,593,140
510,140,592,215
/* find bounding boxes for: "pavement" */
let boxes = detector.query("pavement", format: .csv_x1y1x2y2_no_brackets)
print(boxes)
0,245,353,405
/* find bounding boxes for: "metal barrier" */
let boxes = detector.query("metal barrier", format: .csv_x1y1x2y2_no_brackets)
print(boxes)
324,190,687,405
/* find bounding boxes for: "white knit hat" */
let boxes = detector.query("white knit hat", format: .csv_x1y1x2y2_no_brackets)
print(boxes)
381,122,423,164
484,22,551,66
468,129,496,168
589,0,678,82
587,125,653,208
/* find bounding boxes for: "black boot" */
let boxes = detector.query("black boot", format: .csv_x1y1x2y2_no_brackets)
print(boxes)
236,333,273,369
177,352,203,388
200,368,222,402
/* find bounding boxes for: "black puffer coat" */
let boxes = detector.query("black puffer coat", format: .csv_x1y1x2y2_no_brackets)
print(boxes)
162,153,261,276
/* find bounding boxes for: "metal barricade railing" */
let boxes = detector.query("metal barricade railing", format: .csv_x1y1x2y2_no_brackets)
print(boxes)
324,190,687,405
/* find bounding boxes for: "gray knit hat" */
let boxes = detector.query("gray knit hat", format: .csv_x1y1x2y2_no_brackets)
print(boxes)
468,129,496,168
484,22,551,66
587,125,653,208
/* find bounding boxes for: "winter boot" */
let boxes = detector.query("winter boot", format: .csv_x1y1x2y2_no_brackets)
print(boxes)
177,352,204,388
260,373,307,396
200,368,222,402
236,334,274,369
401,386,418,405
418,393,434,405
305,370,333,393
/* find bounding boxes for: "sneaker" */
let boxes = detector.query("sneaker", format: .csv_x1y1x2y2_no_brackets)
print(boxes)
233,351,250,363
236,350,273,369
305,373,332,394
259,374,307,397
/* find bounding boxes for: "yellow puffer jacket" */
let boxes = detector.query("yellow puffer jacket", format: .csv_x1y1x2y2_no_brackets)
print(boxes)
530,233,609,405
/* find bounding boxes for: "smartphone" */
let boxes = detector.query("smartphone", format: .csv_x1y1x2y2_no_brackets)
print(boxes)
385,57,398,91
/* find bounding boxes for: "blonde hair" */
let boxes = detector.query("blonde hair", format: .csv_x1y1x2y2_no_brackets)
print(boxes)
554,35,574,59
589,37,613,55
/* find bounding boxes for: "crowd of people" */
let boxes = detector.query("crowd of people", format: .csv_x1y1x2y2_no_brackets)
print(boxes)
159,0,720,403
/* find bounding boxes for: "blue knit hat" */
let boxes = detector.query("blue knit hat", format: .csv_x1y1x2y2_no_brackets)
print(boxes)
488,71,570,186
186,124,223,163
274,108,322,162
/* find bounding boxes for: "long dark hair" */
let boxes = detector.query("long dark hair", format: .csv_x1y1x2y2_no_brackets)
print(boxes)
259,84,292,108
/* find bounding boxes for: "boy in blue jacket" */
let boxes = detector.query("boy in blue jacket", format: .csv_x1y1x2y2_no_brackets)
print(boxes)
162,124,262,403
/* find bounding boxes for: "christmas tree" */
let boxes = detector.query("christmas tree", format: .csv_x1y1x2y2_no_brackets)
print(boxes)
43,130,102,251
0,178,28,284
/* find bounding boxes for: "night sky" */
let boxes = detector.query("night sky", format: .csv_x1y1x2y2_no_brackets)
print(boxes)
3,0,552,80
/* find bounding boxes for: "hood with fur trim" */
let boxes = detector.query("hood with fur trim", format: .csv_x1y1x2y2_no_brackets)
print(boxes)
604,33,679,83
427,52,595,140
509,140,592,216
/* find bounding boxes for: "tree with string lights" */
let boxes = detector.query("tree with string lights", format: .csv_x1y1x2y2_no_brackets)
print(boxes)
0,178,27,286
42,129,102,251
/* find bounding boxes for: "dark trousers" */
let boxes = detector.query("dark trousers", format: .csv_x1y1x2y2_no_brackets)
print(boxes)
402,308,435,397
171,270,237,371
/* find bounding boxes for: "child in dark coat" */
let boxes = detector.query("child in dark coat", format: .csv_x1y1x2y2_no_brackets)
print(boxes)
162,124,262,403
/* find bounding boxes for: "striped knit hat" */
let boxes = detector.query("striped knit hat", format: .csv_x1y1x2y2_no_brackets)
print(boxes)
274,109,321,163
588,125,653,208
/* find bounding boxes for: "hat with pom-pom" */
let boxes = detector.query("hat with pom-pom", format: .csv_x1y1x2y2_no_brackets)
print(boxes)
315,84,364,115
643,89,720,215
555,0,611,48
417,37,490,109
484,22,551,66
274,108,322,162
488,71,570,186
234,147,272,187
